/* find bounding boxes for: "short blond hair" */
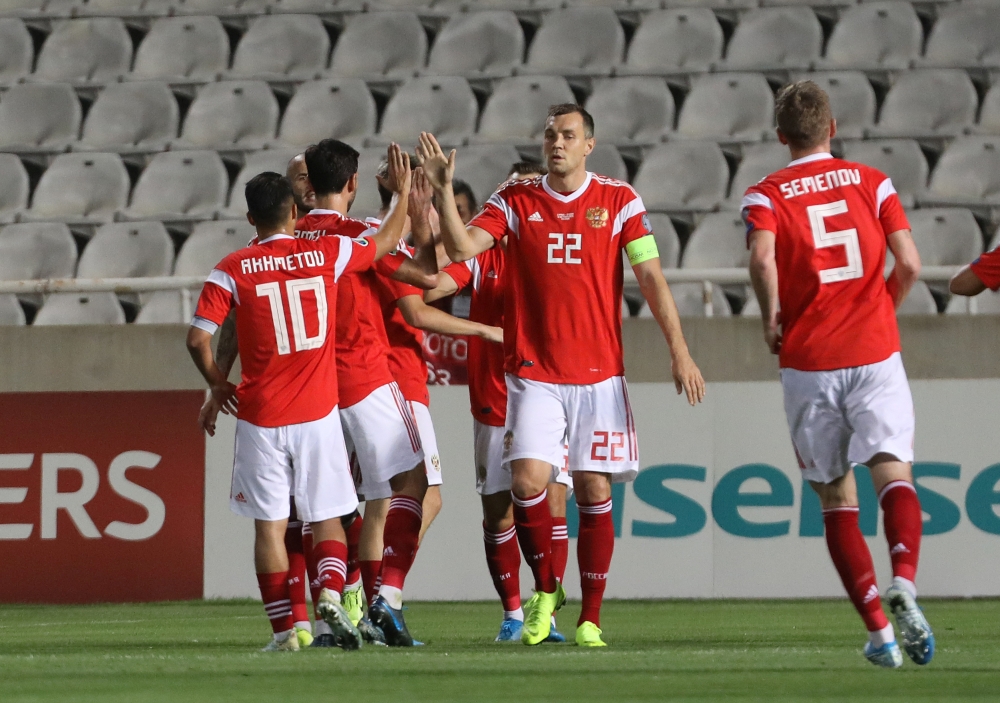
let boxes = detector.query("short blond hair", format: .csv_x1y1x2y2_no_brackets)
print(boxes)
775,81,832,150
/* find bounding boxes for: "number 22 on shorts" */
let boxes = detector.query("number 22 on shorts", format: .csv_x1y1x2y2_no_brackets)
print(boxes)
591,431,626,462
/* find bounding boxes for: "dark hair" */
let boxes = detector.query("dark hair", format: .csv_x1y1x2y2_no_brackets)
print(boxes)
245,172,294,230
452,179,477,211
376,153,419,210
303,139,359,196
775,81,833,150
547,103,595,138
507,160,547,178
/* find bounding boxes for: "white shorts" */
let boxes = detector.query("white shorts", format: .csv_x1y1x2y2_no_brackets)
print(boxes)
231,406,359,523
409,401,443,487
503,375,639,483
781,351,915,484
341,382,424,502
474,420,573,495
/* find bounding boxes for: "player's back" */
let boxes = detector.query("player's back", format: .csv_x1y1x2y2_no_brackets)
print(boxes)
742,153,911,371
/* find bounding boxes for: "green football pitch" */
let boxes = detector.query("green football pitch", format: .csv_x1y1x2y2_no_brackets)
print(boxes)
0,599,997,702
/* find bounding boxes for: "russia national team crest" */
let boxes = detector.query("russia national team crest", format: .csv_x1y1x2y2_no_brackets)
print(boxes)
586,207,609,228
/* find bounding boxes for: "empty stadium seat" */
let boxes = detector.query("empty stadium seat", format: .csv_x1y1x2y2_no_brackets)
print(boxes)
585,77,674,145
476,76,575,142
0,154,29,224
0,0,48,19
329,12,426,80
975,84,1000,136
722,7,823,72
653,282,732,318
676,73,774,142
348,147,389,219
841,140,927,208
131,16,229,83
230,15,330,82
586,144,628,181
452,143,521,206
633,141,729,213
25,153,129,224
794,72,876,140
922,4,1000,69
0,295,26,326
0,222,77,282
136,291,188,324
0,83,81,152
908,208,983,267
267,0,364,13
0,19,33,86
78,82,179,153
74,0,162,17
33,292,126,325
377,76,477,146
620,9,723,76
223,148,302,218
175,220,254,276
275,78,376,148
945,288,1000,315
896,281,937,315
523,7,624,77
34,18,132,84
645,213,681,268
921,138,1000,210
177,81,279,150
170,0,249,14
820,1,922,71
682,212,750,269
425,11,524,79
662,0,756,10
725,143,791,209
77,222,174,282
125,150,228,221
869,70,978,139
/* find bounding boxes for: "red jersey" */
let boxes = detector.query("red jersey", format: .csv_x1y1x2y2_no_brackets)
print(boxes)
295,209,394,408
469,173,651,384
193,232,375,427
741,152,911,371
444,246,506,426
970,246,1000,290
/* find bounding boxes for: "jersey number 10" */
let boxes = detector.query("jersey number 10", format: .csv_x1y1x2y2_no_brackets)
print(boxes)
808,200,863,283
256,276,328,355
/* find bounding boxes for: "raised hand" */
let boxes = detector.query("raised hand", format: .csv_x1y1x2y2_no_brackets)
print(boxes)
409,166,433,220
381,143,412,195
416,132,455,192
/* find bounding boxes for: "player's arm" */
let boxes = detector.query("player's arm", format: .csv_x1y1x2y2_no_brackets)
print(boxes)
748,228,781,355
423,270,460,304
948,247,1000,296
396,295,503,343
369,143,412,260
950,265,987,296
885,229,921,309
197,309,238,435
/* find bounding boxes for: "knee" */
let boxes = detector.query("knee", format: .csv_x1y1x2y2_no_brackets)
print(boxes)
482,493,514,531
573,472,611,505
510,460,549,498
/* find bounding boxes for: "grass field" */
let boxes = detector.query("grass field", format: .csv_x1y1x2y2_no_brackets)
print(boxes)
0,599,997,702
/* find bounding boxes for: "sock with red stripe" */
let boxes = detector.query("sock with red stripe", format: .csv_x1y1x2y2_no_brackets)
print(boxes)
512,489,557,594
880,481,922,592
824,507,890,633
577,499,614,627
378,495,423,608
551,516,569,584
484,524,522,617
284,523,310,629
257,571,293,635
345,513,364,590
360,559,382,606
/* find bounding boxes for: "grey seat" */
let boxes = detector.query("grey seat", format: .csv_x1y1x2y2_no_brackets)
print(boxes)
923,5,1000,69
792,72,876,140
652,282,732,318
33,292,126,325
896,281,937,316
869,70,978,139
841,140,927,208
682,212,750,269
921,138,1000,209
425,11,523,79
347,147,388,219
585,77,674,145
907,208,983,267
74,0,163,17
725,144,791,209
974,84,1000,136
131,16,229,83
476,76,575,142
34,18,132,84
523,7,624,77
620,9,723,76
267,0,365,13
586,144,628,181
0,19,33,86
230,15,330,81
377,76,477,146
662,0,757,9
177,80,279,150
125,150,228,221
645,213,681,268
79,82,178,153
0,154,29,224
25,153,129,224
136,291,188,324
820,1,922,71
224,148,302,218
633,141,729,213
722,7,822,72
169,0,250,14
0,83,81,152
0,0,48,19
175,219,254,276
276,78,375,148
0,295,25,326
676,73,774,143
453,143,521,207
945,287,1000,315
329,12,426,80
77,221,174,280
0,222,77,282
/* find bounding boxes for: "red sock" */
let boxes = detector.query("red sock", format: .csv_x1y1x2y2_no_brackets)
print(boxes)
346,513,364,586
512,490,556,593
484,524,522,612
360,559,381,606
577,499,614,627
311,539,348,597
551,516,568,584
284,523,309,625
257,571,293,634
379,495,423,591
880,481,921,583
824,507,889,632
302,523,322,615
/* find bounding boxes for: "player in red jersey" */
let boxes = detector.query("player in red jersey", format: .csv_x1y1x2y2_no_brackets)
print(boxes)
949,244,1000,296
419,105,706,647
744,81,933,668
186,166,409,651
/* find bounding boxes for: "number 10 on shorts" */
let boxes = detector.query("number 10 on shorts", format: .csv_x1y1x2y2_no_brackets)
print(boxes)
591,431,627,462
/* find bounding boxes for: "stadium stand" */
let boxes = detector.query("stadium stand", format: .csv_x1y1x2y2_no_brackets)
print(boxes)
842,140,928,209
34,18,132,85
0,294,26,326
721,7,823,72
123,150,229,221
0,153,30,224
377,76,478,146
329,11,426,80
24,153,130,226
794,72,875,140
619,9,723,77
724,143,791,210
229,15,331,82
644,213,681,270
223,148,302,218
869,70,978,140
585,77,674,146
175,220,255,277
176,80,280,150
896,281,938,315
275,78,376,148
78,82,179,153
921,137,1000,212
633,141,729,214
818,1,922,72
476,76,575,143
77,222,175,280
0,84,81,154
0,222,77,285
424,11,524,79
33,292,126,325
130,16,230,83
682,213,751,270
647,283,732,318
908,208,984,269
523,7,624,77
452,143,521,207
922,4,1000,70
676,73,774,142
586,143,628,181
975,84,1000,136
0,19,33,87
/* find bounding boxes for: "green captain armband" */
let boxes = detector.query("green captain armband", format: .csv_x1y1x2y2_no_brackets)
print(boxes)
626,235,659,266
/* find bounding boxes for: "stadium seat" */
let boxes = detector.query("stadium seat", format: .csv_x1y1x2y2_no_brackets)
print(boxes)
24,153,129,225
275,78,376,148
223,148,302,218
945,287,1000,315
682,212,750,269
841,140,927,208
78,82,179,153
177,80,279,150
135,291,188,324
0,83,81,153
0,0,48,19
523,7,624,77
0,295,26,326
645,213,681,268
34,18,132,85
922,4,1000,69
662,0,757,10
820,1,922,71
651,282,732,318
619,9,723,76
921,137,1000,209
124,150,228,221
869,70,978,140
974,84,1000,136
792,72,876,141
175,219,254,276
33,292,126,325
896,281,937,315
425,11,524,79
476,76,575,142
351,147,392,219
586,144,628,181
377,76,477,146
0,154,29,224
676,73,774,143
0,19,33,86
907,208,983,267
722,7,823,72
131,16,229,83
267,0,365,13
0,222,77,282
329,12,426,80
585,77,674,145
633,141,728,213
169,0,250,14
725,143,791,209
452,143,521,207
77,222,174,280
230,15,330,82
73,0,163,18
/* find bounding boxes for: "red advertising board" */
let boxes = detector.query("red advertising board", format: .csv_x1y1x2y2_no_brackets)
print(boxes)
423,332,469,386
0,391,205,603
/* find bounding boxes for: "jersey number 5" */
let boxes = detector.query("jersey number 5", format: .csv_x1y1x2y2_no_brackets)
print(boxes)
547,233,582,264
256,276,328,355
808,200,863,283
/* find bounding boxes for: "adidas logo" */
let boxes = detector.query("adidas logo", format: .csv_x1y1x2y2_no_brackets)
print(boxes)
528,212,543,222
890,543,910,555
487,270,498,278
234,492,247,503
383,546,396,556
862,584,881,604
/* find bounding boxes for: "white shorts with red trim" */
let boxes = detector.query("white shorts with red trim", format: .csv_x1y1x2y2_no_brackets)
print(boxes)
781,352,915,485
340,382,424,501
409,401,443,487
474,420,573,496
231,406,359,522
502,375,639,483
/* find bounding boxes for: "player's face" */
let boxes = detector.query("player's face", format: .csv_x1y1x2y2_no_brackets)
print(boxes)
543,114,594,177
286,156,315,212
454,193,474,224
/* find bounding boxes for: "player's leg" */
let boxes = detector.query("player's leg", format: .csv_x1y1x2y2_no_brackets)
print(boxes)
410,401,443,545
360,497,388,605
572,471,614,647
543,466,571,644
341,510,365,626
284,499,312,646
254,518,299,652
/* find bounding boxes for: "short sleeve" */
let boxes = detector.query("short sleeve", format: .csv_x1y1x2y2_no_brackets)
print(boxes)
443,259,475,292
875,177,910,236
740,188,778,245
614,193,651,246
970,248,1000,292
193,267,237,332
381,271,421,301
374,246,409,278
469,191,515,242
329,234,377,281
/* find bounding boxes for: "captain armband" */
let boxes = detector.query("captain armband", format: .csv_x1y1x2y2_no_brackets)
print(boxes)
625,235,659,266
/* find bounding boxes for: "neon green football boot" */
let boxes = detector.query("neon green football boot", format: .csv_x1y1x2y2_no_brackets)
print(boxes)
294,625,314,648
521,582,566,646
343,586,365,627
575,621,607,647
